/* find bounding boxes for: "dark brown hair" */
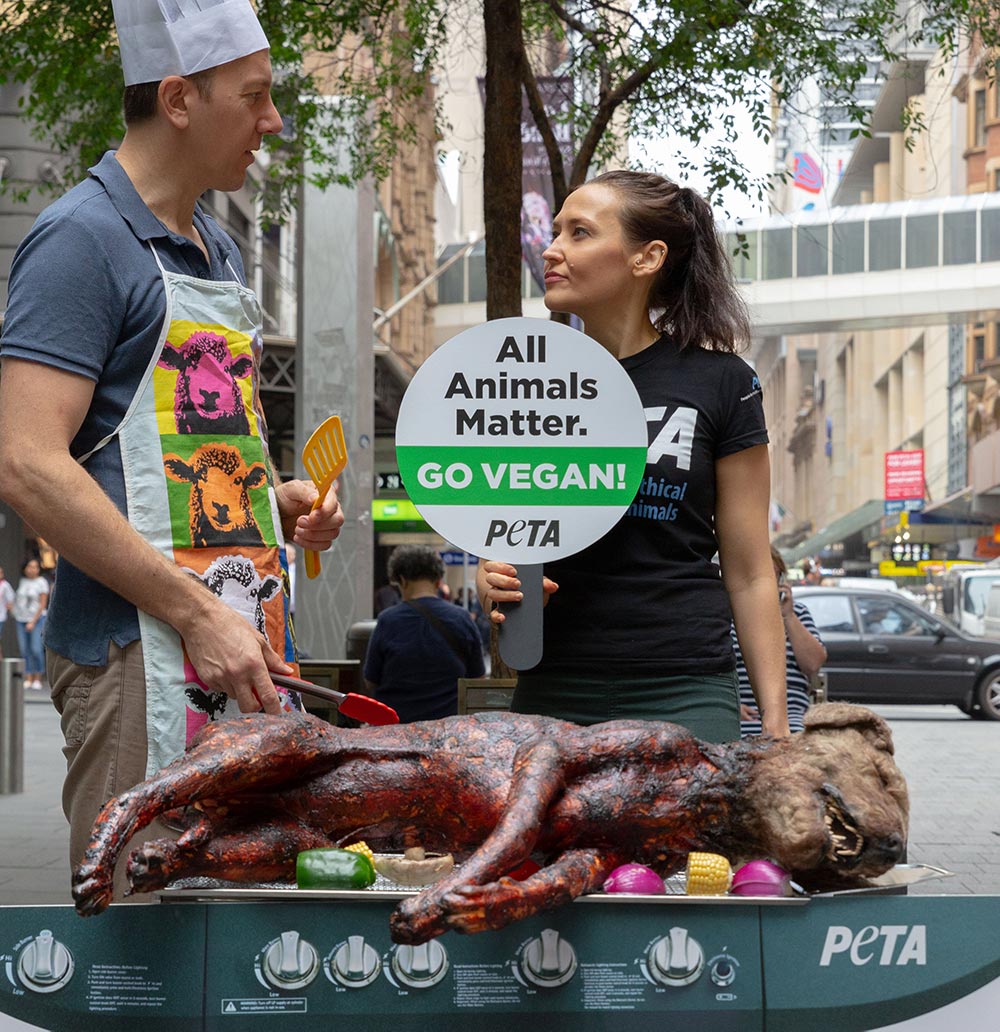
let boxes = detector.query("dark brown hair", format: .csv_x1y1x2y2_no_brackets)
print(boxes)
123,69,215,125
586,170,751,353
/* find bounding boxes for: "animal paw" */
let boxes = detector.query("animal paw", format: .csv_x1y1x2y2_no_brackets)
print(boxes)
126,840,178,894
71,864,114,917
389,895,447,945
439,878,524,935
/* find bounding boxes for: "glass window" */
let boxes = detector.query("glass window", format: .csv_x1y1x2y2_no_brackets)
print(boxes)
831,221,865,274
797,225,829,277
857,598,935,636
727,231,759,281
973,88,987,148
467,253,487,303
804,593,856,634
762,227,793,279
905,214,938,268
984,209,1000,261
436,245,466,304
943,211,976,265
868,218,901,271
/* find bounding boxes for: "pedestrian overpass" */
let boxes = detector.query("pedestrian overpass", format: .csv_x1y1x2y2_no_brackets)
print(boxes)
726,192,1000,336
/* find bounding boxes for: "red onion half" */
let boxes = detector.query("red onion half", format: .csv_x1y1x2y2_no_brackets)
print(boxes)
603,863,666,894
731,859,793,896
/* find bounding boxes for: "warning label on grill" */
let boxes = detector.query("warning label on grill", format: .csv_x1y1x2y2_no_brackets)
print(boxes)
221,997,307,1014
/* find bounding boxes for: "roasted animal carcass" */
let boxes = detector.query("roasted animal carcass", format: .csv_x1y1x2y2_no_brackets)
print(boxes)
72,702,908,943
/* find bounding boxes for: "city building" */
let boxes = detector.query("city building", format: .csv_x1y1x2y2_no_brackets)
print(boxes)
752,33,1000,580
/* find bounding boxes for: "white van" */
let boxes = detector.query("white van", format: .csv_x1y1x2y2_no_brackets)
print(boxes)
941,566,1000,637
984,583,1000,640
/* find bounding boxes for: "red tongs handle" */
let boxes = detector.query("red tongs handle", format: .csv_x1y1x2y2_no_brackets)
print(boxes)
271,673,399,725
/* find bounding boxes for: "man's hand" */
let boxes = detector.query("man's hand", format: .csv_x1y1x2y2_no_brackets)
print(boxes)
179,598,292,714
276,479,345,551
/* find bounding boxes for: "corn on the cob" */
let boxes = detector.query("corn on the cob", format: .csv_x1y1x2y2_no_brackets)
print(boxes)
343,841,375,869
684,852,733,895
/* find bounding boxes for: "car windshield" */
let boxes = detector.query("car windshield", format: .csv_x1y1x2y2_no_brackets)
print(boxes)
965,576,1000,617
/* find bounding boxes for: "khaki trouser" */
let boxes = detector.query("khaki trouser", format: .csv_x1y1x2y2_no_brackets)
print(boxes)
48,641,177,903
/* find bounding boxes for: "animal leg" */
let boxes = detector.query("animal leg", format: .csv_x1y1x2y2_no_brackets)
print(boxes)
72,713,339,916
127,816,333,895
391,735,564,944
436,848,625,936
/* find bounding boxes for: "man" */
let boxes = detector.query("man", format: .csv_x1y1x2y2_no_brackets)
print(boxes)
364,546,485,723
0,0,344,895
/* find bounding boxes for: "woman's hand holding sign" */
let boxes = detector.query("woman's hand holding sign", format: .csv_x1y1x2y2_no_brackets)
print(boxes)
477,560,559,624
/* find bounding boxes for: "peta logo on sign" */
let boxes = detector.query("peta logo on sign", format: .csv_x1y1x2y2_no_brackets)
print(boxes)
819,925,927,967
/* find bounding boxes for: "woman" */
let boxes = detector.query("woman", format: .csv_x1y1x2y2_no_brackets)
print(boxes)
13,557,48,690
364,545,485,722
735,546,827,735
477,170,788,741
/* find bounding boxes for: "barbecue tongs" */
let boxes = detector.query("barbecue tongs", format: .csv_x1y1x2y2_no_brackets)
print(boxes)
271,672,399,725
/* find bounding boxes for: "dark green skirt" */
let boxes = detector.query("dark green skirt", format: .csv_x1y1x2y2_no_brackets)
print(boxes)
511,670,740,743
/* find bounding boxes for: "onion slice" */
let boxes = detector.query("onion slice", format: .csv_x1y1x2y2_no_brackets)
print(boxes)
603,863,666,895
731,859,793,896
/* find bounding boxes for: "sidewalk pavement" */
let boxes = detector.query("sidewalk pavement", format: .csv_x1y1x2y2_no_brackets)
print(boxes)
1,696,998,905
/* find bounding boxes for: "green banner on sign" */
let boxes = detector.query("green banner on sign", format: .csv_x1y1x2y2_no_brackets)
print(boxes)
398,445,647,506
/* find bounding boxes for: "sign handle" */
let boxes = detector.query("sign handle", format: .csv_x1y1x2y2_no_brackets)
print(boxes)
497,563,544,671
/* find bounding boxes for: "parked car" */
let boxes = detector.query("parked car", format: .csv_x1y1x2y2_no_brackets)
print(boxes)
795,586,1000,721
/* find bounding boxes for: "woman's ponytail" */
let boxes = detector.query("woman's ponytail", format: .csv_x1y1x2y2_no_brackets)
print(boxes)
588,171,751,353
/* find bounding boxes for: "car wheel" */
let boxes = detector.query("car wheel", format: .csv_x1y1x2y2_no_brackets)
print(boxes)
974,670,1000,721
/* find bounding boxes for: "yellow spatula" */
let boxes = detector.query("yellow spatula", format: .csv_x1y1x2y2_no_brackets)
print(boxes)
302,415,347,579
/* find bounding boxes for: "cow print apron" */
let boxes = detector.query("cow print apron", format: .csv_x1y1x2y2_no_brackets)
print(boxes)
81,243,297,777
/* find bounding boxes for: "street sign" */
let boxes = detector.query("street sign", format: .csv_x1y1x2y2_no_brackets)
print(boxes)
884,449,924,501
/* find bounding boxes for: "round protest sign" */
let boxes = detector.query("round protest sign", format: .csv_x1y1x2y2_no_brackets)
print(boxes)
396,317,648,565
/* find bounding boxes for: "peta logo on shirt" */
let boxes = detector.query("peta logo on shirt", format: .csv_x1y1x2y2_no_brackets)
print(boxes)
819,924,927,967
645,405,697,471
741,375,762,402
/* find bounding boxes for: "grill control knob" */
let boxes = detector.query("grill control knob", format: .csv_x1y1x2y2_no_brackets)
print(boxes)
17,930,74,993
330,935,381,988
520,928,578,987
392,941,449,988
647,926,705,987
262,930,319,990
710,955,738,987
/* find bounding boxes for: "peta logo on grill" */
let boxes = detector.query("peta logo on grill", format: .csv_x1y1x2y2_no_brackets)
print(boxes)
819,925,927,967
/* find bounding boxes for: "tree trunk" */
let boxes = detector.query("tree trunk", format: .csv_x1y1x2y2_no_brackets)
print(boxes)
483,0,525,679
482,0,524,321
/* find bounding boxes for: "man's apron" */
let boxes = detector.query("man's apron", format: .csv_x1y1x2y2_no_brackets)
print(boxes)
82,244,297,777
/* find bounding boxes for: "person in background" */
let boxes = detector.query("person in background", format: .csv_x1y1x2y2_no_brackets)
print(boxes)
736,545,827,735
365,545,485,722
13,558,48,690
0,565,16,660
0,0,343,898
374,582,402,614
478,169,788,742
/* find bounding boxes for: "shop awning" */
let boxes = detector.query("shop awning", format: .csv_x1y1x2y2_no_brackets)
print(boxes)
900,488,1000,544
784,499,885,564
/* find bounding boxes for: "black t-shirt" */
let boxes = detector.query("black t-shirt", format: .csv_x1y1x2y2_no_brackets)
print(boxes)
531,336,768,677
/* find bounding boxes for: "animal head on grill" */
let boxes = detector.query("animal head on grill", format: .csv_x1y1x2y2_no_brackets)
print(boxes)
741,703,909,886
72,702,908,942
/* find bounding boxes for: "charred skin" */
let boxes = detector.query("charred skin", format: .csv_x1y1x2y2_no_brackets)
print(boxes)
72,704,909,942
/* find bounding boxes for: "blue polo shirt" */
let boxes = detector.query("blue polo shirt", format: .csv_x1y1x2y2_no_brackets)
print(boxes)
0,151,247,665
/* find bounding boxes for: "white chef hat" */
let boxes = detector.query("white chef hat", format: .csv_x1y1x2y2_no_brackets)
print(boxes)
113,0,269,87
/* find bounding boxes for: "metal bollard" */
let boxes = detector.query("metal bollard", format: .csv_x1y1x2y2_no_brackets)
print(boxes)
0,658,24,795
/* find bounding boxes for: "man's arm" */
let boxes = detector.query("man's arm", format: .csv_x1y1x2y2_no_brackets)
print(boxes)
0,357,289,713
